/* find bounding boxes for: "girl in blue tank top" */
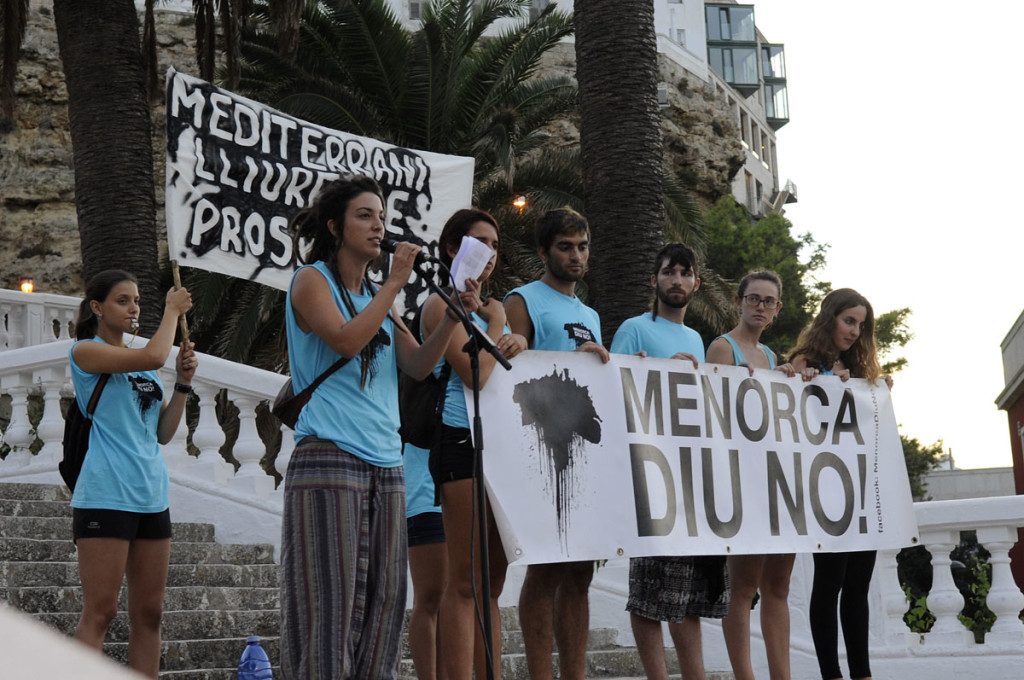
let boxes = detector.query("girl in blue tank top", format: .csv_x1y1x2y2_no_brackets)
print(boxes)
69,269,197,676
418,209,527,680
279,175,471,679
787,288,893,680
706,270,802,680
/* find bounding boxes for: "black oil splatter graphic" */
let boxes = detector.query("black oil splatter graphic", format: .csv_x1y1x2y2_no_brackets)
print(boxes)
128,377,163,415
512,368,602,539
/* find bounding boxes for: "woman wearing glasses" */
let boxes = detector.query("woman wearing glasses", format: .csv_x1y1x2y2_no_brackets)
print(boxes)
707,270,804,680
788,288,891,680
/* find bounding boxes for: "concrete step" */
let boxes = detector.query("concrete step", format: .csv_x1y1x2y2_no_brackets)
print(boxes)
0,498,73,517
0,537,275,565
0,482,70,502
36,608,280,642
104,636,280,672
0,515,216,542
2,585,280,613
0,561,277,588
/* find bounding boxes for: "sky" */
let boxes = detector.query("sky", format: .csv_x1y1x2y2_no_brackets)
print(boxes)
750,1,1023,469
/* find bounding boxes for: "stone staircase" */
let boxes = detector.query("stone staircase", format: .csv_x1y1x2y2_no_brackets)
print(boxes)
1,481,732,679
0,482,279,680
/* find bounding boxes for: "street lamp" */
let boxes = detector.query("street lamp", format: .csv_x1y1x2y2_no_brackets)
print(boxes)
19,277,34,294
512,195,527,212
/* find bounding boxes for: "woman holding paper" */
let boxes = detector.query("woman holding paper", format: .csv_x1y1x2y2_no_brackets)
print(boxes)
69,269,196,678
788,288,891,680
707,270,804,680
421,208,527,680
280,175,470,679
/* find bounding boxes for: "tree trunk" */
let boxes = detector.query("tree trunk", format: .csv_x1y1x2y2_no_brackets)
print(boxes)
574,0,665,342
52,0,162,334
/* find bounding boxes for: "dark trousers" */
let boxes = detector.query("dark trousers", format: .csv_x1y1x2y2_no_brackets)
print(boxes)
809,550,877,680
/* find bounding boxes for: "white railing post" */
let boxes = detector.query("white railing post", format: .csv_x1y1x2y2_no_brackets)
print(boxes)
0,302,12,349
57,308,75,341
227,393,275,495
159,376,192,471
275,425,295,479
878,547,916,647
191,383,234,483
976,525,1024,646
1,373,34,467
24,301,45,347
921,529,974,647
33,366,67,468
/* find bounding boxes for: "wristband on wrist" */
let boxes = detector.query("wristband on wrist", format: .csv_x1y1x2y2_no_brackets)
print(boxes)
173,382,192,395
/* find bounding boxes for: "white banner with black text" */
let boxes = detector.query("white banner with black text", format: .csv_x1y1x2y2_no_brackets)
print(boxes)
164,68,474,309
469,351,918,565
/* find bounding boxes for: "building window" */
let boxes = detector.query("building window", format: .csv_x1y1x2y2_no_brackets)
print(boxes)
744,171,755,212
751,125,761,159
765,83,789,121
762,44,786,79
739,110,749,146
409,0,423,21
706,4,755,42
674,28,687,46
709,47,758,87
755,179,763,209
760,134,768,163
529,0,550,21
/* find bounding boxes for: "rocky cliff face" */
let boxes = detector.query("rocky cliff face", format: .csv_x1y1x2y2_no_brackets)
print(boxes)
0,7,196,296
0,10,742,297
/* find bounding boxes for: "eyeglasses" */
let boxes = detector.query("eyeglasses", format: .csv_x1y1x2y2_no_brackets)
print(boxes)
742,294,780,309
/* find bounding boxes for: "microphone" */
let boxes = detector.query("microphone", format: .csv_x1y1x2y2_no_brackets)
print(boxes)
380,238,441,266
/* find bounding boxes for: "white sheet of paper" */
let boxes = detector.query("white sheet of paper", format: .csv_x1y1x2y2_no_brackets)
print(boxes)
449,236,495,292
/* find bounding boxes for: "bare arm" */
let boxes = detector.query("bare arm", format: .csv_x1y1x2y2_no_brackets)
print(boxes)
291,244,420,358
422,292,506,388
73,288,192,374
705,337,736,365
503,293,533,347
157,341,197,444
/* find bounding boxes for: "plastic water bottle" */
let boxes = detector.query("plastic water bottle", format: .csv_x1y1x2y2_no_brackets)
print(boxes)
237,635,273,680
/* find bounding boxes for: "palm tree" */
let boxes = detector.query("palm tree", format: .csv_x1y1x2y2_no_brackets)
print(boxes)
0,0,28,127
51,0,163,331
573,0,666,342
184,0,578,366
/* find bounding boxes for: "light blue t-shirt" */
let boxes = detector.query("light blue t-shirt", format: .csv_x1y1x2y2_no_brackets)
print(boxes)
69,339,169,513
285,261,401,468
718,333,777,369
437,311,510,429
404,443,439,517
610,312,706,361
504,280,602,351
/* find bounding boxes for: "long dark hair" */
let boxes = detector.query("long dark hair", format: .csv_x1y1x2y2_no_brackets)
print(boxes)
788,288,880,381
437,207,499,271
290,175,387,388
74,270,138,340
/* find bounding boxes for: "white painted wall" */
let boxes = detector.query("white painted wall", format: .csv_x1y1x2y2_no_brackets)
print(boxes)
922,467,1017,501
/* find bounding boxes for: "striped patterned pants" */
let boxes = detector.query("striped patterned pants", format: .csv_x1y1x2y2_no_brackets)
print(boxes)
279,439,408,679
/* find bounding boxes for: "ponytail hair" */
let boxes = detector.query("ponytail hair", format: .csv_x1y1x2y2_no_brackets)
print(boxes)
74,270,138,339
291,175,385,265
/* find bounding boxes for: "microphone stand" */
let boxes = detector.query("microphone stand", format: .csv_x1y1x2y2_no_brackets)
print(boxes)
413,260,509,680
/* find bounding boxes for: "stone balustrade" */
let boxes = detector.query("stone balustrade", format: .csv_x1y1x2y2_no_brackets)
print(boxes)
0,289,81,350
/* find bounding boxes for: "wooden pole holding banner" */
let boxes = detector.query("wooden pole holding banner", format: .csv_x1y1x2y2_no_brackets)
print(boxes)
170,260,191,346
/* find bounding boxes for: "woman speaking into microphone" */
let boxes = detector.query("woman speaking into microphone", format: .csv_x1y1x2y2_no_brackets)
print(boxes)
279,175,477,679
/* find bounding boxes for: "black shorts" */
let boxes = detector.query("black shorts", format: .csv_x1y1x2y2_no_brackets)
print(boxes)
428,424,476,493
72,508,172,543
407,511,445,547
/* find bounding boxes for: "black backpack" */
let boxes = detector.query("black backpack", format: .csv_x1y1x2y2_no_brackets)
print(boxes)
398,310,452,449
60,374,110,493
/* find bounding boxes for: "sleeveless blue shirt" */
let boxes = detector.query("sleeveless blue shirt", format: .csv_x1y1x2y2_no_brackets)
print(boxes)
285,261,401,468
718,333,777,369
69,339,169,513
504,280,602,351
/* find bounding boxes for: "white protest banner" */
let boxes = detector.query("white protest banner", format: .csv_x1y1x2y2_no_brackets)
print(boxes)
470,352,918,565
164,68,475,310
